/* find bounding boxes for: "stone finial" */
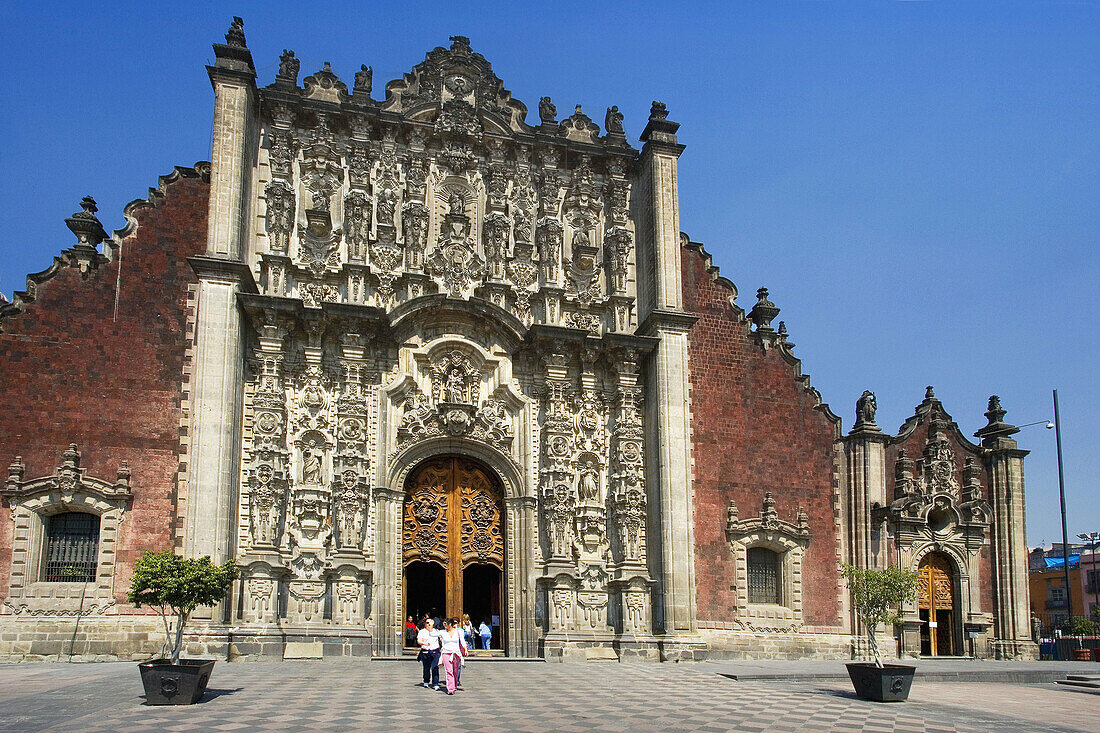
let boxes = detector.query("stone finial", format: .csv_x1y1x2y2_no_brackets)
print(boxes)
852,390,881,434
225,16,246,47
726,499,739,532
797,506,809,531
7,456,24,487
640,100,680,144
354,65,373,95
776,322,795,349
277,50,300,85
450,35,472,54
116,461,131,488
749,287,780,333
761,491,778,526
974,393,1020,443
62,443,81,468
605,106,624,135
65,196,107,249
538,97,557,125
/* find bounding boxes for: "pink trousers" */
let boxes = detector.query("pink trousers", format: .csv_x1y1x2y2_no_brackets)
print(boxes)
441,652,461,693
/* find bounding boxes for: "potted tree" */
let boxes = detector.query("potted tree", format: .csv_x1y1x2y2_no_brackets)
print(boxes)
128,551,239,705
841,563,919,702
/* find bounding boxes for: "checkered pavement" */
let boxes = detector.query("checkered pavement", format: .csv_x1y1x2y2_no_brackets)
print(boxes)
0,660,1094,732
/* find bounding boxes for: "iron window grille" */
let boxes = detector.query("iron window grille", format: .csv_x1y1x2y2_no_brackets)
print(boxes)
42,512,99,582
747,547,781,605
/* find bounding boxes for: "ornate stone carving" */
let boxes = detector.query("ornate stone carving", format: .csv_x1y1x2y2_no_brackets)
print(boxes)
605,227,632,294
343,190,372,261
297,209,341,276
483,212,511,281
334,469,369,550
247,464,287,548
427,193,485,298
853,390,879,432
264,180,295,253
536,218,563,283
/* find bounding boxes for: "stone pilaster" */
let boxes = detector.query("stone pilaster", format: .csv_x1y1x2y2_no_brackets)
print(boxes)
372,486,404,656
975,396,1036,659
843,393,889,570
184,20,258,624
635,102,698,636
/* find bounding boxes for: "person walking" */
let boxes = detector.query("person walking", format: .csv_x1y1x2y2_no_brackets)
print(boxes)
460,613,474,649
439,617,467,695
478,618,492,650
416,617,441,689
404,615,418,648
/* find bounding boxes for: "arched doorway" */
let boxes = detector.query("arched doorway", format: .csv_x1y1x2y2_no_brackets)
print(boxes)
403,456,505,650
918,553,957,656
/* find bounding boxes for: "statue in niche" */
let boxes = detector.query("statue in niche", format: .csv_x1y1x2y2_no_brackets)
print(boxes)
302,447,323,485
578,459,601,503
572,227,590,249
444,366,467,404
448,190,466,216
377,188,396,228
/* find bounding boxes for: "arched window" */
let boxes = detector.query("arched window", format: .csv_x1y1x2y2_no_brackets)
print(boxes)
42,512,100,582
747,547,781,605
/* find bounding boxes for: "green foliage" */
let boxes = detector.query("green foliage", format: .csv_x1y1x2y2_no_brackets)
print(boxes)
1063,616,1097,636
127,551,239,663
840,563,918,667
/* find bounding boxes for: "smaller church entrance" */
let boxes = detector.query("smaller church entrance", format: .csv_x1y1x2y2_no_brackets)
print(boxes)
918,553,957,656
403,456,505,650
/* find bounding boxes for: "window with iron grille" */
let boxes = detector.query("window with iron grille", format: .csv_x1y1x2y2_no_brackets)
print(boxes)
747,547,781,605
42,512,99,582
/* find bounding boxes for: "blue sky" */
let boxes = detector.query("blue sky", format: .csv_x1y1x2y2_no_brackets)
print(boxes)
1,1,1096,546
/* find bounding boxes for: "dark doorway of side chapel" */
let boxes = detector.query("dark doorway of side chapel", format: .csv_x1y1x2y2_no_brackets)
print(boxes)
403,456,504,651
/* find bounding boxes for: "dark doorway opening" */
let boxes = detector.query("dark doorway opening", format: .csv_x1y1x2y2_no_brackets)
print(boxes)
463,564,502,650
405,561,445,642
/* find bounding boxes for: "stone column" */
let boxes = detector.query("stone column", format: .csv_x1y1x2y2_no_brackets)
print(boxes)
184,22,257,579
843,393,889,570
372,486,405,656
975,396,1036,659
634,102,699,638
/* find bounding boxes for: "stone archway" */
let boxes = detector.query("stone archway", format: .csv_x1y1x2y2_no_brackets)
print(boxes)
403,456,505,650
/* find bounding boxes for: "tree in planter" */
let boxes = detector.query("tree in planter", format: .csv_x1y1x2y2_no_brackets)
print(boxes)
840,563,918,668
127,551,239,664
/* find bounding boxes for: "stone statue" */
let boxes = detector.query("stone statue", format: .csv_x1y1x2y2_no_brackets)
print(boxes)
539,96,557,124
605,106,623,134
448,190,465,216
376,188,395,228
445,367,466,403
355,65,372,93
855,390,877,428
279,50,300,81
302,448,323,484
578,462,600,502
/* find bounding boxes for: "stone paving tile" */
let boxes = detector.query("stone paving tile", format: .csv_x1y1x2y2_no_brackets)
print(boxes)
0,661,1095,732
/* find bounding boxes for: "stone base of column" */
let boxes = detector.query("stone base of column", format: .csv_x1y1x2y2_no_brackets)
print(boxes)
990,638,1039,661
540,633,663,662
225,625,373,661
657,633,708,662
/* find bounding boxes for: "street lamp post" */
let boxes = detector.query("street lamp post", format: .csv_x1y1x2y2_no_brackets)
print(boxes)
1053,389,1074,629
1078,531,1100,622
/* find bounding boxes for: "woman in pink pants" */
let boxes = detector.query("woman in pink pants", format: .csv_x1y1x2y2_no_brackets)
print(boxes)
439,617,467,695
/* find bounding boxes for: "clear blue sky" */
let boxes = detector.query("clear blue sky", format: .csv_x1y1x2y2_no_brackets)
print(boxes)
1,1,1096,546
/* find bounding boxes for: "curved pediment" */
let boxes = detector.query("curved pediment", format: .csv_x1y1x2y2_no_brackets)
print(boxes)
388,293,527,352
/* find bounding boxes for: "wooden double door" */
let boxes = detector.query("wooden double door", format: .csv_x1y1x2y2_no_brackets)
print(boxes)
403,457,504,644
918,553,956,656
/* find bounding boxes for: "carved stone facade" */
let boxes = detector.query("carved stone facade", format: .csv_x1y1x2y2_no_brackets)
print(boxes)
0,22,1034,662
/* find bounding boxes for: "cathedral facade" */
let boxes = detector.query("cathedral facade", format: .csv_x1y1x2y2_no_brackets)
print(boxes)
0,21,1036,662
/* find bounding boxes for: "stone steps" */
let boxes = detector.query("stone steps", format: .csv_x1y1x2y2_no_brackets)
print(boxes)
1055,674,1100,690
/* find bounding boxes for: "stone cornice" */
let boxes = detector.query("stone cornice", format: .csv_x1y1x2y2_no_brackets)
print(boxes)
188,256,259,293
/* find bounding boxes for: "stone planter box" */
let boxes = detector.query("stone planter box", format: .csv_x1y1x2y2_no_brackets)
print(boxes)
845,662,916,702
138,659,216,705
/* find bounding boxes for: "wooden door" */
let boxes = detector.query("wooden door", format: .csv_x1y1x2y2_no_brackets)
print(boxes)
918,553,955,656
403,457,504,620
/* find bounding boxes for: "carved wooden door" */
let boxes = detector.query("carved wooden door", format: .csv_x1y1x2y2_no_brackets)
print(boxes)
918,553,955,656
404,457,503,619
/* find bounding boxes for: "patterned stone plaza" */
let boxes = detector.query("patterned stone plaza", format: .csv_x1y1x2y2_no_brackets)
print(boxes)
0,660,1097,732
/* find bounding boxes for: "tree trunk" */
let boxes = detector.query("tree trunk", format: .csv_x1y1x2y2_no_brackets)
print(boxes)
867,626,883,668
171,611,188,664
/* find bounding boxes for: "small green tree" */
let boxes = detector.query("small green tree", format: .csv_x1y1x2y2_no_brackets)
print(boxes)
1064,615,1097,636
128,551,239,664
840,563,918,668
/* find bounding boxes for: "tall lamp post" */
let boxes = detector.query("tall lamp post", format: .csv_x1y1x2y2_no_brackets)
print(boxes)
1053,389,1073,628
1078,531,1100,622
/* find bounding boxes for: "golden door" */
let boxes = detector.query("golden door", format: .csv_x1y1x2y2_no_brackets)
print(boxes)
918,553,955,656
403,457,504,620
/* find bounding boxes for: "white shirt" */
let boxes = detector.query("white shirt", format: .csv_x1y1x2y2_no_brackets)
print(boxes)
417,627,441,651
440,628,465,655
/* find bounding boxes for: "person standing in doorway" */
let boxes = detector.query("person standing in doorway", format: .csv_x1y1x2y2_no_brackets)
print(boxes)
460,613,474,649
416,617,441,689
405,615,418,648
439,618,466,695
478,618,492,650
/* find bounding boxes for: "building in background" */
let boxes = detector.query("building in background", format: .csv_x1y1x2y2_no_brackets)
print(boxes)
0,20,1036,662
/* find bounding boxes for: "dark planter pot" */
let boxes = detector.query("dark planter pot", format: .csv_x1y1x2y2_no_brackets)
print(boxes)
846,662,916,702
138,659,216,705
